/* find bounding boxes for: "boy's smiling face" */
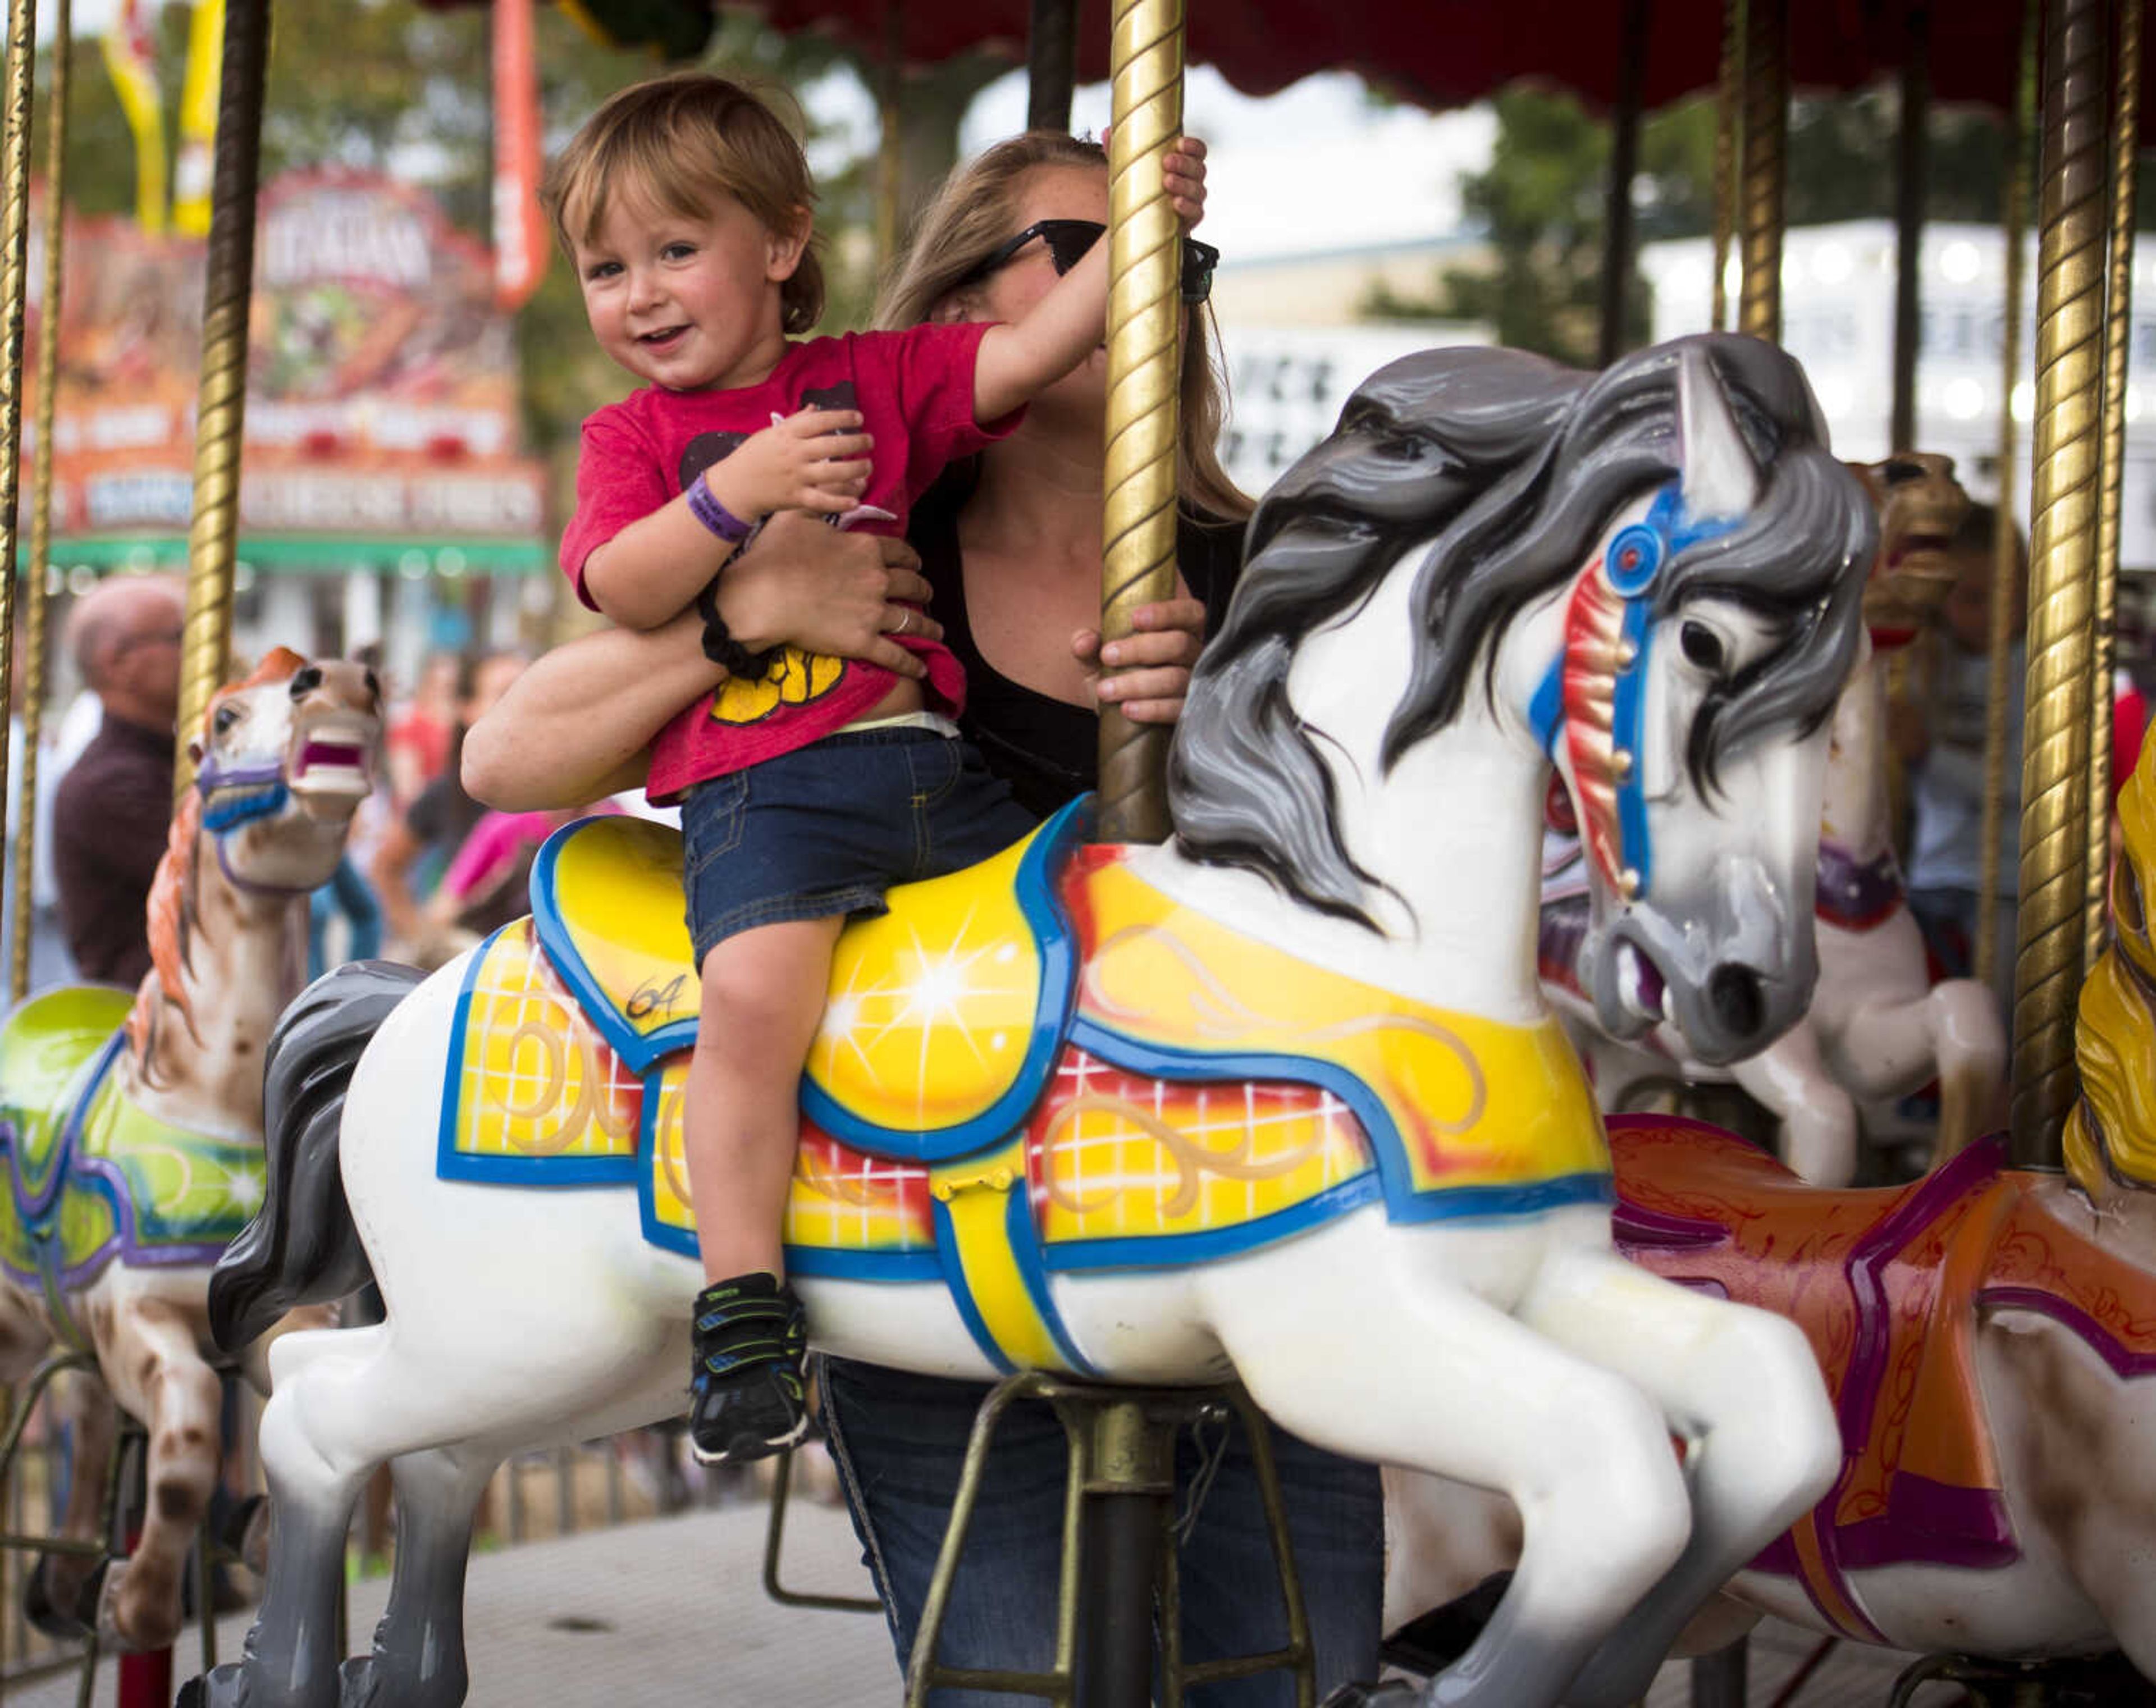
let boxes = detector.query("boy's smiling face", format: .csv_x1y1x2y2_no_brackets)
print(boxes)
572,182,807,393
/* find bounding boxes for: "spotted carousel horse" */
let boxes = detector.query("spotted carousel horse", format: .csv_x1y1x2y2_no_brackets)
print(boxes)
184,335,1871,1708
1540,452,2007,1184
0,650,378,1652
1385,730,2156,1693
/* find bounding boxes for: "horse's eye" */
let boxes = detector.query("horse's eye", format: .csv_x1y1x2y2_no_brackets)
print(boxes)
1680,620,1726,675
213,703,241,735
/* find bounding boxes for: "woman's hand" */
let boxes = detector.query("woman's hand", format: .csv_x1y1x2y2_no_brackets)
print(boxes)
1073,596,1207,724
1163,135,1207,227
717,510,942,675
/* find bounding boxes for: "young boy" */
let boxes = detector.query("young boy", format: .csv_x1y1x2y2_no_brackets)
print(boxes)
543,74,1205,1463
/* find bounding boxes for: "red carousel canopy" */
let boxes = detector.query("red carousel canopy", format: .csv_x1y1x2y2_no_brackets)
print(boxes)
728,0,2077,122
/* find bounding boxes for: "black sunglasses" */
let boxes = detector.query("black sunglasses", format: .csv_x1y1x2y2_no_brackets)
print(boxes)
960,218,1219,305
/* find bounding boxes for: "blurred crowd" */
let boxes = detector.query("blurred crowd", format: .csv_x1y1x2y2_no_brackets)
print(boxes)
0,577,640,997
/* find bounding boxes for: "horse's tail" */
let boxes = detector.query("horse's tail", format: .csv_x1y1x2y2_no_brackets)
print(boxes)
209,959,424,1353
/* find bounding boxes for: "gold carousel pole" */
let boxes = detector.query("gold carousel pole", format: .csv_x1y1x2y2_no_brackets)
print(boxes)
14,0,65,1005
176,0,272,794
1977,0,2037,998
2012,0,2110,1164
2086,0,2141,968
1736,0,1787,341
1711,0,1742,331
1097,0,1184,843
0,0,40,979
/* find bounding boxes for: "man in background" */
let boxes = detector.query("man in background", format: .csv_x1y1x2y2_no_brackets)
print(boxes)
52,576,184,987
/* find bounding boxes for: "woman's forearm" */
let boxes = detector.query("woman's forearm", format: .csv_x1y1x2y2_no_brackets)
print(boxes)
463,613,722,810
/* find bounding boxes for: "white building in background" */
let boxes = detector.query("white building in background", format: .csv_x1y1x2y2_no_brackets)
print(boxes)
1642,220,2156,570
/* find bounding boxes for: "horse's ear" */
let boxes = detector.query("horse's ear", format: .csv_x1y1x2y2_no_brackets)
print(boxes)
1677,344,1759,523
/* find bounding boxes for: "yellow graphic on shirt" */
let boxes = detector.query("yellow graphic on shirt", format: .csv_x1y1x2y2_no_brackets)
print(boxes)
710,646,848,725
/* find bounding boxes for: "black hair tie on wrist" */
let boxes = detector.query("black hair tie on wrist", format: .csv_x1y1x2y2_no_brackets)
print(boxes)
695,576,782,681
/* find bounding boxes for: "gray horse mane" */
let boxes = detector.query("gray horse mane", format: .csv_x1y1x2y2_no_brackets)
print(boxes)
1167,334,1874,931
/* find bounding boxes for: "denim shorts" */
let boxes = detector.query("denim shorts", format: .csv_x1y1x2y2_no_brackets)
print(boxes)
680,727,1036,965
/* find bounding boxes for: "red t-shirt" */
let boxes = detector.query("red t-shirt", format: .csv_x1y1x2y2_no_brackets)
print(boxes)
559,323,1016,802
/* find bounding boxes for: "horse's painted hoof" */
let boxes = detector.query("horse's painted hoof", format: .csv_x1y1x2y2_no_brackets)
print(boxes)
176,1679,205,1708
177,1664,251,1708
337,1656,381,1708
1318,1684,1421,1707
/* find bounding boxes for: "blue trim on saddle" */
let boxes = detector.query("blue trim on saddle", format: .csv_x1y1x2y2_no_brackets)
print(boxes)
797,795,1091,1165
529,824,696,1073
1043,1176,1386,1272
1068,1019,1613,1229
434,924,645,1191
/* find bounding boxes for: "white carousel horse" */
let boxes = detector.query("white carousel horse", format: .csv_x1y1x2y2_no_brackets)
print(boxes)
1540,454,2007,1185
1386,725,2156,1685
0,650,378,1651
185,335,1872,1708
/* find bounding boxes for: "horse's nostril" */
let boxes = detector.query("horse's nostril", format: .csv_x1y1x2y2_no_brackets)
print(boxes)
289,666,324,700
1708,963,1765,1040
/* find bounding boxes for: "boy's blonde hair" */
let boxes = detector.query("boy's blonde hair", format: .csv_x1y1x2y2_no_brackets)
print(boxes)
542,72,825,335
875,131,1248,522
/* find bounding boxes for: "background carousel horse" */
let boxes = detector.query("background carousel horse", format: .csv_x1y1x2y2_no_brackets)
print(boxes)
1384,728,2156,1695
0,649,378,1651
184,334,1871,1708
1540,451,2007,1185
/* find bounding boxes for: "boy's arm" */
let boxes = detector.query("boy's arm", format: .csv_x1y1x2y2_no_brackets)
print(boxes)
971,136,1208,424
582,411,875,632
971,238,1111,425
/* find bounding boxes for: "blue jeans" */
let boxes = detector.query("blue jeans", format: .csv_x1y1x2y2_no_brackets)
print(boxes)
818,1357,1384,1706
681,728,1033,963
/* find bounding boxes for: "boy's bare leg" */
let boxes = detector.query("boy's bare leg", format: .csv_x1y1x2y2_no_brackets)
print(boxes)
680,915,846,1463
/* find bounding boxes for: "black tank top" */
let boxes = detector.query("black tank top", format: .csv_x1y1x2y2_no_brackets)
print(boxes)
908,468,1247,821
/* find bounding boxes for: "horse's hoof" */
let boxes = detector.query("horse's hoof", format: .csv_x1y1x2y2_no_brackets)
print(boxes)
337,1656,380,1708
178,1664,252,1708
22,1554,105,1643
1319,1684,1421,1707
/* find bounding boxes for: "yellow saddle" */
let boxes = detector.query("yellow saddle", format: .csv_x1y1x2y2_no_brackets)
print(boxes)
526,805,1085,1159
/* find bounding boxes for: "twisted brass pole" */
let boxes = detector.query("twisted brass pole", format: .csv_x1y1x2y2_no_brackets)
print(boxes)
1097,0,1184,844
176,0,271,793
15,0,66,1005
1736,0,1786,341
0,0,40,942
2086,0,2141,969
1710,0,1741,331
2012,0,2109,1164
1976,0,2037,998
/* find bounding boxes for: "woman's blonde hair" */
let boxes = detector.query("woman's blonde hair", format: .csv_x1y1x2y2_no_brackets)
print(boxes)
874,131,1248,520
541,72,825,335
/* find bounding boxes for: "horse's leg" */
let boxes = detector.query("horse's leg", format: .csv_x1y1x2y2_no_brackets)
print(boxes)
1524,1245,1838,1708
186,1325,387,1708
1211,1258,1692,1708
92,1294,223,1651
25,1367,120,1637
338,1445,500,1708
1920,979,2007,1165
1726,1024,1860,1186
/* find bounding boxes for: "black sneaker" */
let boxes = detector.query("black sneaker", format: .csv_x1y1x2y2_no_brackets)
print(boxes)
687,1272,808,1466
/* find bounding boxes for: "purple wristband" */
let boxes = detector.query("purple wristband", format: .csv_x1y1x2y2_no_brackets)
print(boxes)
685,473,756,545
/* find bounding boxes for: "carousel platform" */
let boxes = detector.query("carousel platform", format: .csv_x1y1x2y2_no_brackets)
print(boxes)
5,1488,1923,1706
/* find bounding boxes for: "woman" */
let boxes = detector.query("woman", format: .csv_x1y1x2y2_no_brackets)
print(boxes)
464,133,1383,1707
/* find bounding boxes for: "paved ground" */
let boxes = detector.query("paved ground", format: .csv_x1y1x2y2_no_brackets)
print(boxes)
2,1493,1943,1706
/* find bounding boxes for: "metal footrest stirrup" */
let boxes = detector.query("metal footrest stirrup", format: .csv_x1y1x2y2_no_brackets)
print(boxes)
905,1372,1314,1708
